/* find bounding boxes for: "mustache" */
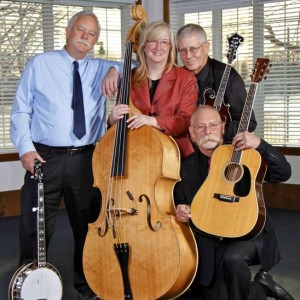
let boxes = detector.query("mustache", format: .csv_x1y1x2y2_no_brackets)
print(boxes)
77,39,91,47
194,134,222,149
201,134,222,143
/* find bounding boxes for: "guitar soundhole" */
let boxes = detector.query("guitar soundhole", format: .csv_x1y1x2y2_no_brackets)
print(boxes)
224,163,243,183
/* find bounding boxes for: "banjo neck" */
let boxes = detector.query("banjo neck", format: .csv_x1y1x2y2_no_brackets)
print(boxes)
33,160,47,268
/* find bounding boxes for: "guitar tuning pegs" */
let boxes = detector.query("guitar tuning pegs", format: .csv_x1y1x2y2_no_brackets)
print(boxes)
264,76,268,80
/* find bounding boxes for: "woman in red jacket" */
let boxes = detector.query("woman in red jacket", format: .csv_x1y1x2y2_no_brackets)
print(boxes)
108,21,198,158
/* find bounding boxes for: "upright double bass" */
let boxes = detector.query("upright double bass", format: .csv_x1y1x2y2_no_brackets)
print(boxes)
83,5,198,300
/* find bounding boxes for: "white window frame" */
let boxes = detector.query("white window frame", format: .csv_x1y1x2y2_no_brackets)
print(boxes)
170,0,300,147
0,0,135,154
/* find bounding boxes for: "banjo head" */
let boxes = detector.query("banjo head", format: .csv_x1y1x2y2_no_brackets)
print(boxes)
9,262,63,300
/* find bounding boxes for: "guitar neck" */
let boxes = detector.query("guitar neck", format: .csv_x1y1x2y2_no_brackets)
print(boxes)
232,82,258,164
237,82,257,134
37,181,47,268
214,63,232,110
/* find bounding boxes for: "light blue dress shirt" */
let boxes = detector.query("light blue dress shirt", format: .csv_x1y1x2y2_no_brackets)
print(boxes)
10,48,121,157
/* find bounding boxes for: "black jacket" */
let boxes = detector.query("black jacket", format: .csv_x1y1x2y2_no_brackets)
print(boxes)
196,57,257,143
174,139,291,286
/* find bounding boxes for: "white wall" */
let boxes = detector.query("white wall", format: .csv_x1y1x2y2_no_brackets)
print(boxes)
0,160,24,192
285,156,300,185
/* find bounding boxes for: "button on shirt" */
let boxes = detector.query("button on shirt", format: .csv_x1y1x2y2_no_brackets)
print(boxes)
10,48,121,157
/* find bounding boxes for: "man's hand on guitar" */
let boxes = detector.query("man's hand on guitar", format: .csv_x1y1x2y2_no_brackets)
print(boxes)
176,204,192,223
232,131,261,151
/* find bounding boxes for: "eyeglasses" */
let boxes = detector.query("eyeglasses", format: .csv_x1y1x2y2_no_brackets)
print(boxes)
192,121,221,132
178,41,207,56
146,40,171,48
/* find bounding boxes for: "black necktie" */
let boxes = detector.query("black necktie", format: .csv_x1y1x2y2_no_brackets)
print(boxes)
72,61,86,139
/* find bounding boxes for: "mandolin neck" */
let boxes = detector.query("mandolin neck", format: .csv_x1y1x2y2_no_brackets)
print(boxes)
214,63,232,110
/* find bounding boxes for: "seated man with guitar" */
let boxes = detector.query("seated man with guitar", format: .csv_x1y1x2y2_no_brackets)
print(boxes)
174,105,294,300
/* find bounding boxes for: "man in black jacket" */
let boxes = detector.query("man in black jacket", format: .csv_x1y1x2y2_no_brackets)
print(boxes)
176,23,257,144
174,105,294,300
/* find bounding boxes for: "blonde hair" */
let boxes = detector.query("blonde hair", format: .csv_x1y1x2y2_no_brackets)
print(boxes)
132,21,176,85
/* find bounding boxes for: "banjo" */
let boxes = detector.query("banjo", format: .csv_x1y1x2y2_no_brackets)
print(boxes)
9,160,63,300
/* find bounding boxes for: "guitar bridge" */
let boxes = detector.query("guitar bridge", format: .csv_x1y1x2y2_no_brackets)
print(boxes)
214,193,240,203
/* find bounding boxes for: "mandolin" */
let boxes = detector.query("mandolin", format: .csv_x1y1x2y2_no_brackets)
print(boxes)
191,58,270,239
203,32,244,124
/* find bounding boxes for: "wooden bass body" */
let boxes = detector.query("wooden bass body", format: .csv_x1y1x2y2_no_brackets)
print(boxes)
83,125,198,300
191,145,267,239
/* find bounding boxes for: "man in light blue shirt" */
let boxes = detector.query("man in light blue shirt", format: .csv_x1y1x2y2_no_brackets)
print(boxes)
10,10,120,300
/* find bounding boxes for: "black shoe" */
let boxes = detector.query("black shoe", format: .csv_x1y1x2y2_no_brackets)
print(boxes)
254,269,294,300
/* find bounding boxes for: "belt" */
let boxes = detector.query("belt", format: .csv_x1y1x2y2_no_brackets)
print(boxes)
34,142,96,155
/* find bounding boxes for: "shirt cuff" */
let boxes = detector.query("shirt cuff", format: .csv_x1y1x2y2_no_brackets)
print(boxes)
18,141,36,158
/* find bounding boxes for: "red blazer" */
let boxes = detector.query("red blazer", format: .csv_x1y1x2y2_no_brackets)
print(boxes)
131,66,198,158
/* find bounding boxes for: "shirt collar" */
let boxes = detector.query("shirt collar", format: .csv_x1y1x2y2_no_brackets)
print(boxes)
61,47,88,68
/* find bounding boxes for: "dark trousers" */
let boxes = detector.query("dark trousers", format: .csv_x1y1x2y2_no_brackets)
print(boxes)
180,238,267,300
19,145,100,289
200,239,266,300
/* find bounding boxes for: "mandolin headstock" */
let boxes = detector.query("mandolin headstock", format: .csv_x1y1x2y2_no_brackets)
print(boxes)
226,33,244,64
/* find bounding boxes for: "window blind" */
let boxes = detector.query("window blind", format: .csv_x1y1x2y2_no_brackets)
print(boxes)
170,0,300,147
0,0,135,153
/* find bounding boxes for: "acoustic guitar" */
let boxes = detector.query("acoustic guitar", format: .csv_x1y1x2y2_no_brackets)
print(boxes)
203,32,244,125
191,58,270,239
8,160,63,300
